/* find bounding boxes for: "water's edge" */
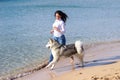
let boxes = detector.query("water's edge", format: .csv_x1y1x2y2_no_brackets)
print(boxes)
0,39,120,80
0,60,48,80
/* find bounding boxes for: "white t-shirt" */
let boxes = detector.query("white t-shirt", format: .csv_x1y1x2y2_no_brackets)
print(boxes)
53,19,65,37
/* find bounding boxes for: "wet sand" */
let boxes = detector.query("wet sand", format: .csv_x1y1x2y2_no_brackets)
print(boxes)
9,40,120,80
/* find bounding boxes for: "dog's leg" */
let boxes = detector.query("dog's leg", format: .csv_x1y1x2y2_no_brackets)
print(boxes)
46,62,52,69
46,56,59,70
77,54,84,67
50,64,55,70
80,55,84,67
70,56,75,70
50,56,59,70
46,61,55,69
46,60,56,69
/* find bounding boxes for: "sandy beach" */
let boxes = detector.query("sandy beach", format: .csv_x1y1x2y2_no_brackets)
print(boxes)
1,0,120,80
1,1,120,80
2,40,120,80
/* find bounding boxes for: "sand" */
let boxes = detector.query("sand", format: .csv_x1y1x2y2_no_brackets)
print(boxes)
53,61,120,80
6,40,120,80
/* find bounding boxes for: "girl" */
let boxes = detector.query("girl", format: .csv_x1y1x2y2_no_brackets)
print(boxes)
49,10,68,63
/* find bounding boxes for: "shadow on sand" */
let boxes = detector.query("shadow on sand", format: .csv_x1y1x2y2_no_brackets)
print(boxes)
84,56,120,67
52,56,120,72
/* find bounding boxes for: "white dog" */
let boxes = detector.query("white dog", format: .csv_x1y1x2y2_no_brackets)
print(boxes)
46,39,84,70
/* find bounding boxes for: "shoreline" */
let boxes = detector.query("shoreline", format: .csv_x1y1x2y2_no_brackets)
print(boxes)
1,39,120,80
0,60,48,80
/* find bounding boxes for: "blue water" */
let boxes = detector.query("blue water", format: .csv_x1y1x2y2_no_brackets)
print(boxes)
0,0,120,76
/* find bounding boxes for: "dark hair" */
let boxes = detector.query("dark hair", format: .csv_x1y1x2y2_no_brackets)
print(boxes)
54,10,68,23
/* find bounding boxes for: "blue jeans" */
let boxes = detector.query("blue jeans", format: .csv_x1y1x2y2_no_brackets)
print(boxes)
49,35,66,63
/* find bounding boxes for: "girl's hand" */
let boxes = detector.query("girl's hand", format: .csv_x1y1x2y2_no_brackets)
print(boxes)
50,29,54,34
53,27,61,33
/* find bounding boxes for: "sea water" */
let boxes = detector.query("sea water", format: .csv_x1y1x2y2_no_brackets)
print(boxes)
0,0,120,76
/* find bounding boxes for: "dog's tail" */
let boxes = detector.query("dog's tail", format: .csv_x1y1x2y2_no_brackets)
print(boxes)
75,40,84,54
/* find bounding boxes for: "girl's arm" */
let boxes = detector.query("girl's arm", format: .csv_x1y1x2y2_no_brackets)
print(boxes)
53,26,61,33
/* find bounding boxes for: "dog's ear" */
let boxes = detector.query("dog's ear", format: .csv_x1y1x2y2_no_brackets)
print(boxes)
49,38,53,43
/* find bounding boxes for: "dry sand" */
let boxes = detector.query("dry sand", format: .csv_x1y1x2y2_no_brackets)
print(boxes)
53,61,120,80
14,40,120,80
